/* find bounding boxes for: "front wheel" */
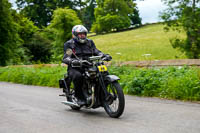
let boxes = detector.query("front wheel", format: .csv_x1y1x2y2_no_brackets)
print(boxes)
103,81,125,118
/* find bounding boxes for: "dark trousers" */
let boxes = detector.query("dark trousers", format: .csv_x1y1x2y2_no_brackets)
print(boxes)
68,68,84,100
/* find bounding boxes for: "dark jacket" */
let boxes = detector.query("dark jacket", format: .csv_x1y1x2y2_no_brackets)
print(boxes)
62,38,104,66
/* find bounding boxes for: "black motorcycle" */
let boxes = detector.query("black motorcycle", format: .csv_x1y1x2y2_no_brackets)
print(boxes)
59,55,125,118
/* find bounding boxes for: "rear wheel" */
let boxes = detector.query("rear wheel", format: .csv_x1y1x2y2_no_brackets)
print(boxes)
103,81,125,118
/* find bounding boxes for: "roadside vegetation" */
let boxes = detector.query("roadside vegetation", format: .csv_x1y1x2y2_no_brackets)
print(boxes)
1,0,200,103
3,0,198,66
0,65,200,101
1,0,142,66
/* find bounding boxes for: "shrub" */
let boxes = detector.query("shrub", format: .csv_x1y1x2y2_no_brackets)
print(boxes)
0,65,200,101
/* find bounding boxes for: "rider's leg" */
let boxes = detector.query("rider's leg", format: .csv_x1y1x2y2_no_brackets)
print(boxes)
68,68,85,103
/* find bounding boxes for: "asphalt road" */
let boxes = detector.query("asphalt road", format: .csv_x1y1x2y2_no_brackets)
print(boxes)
0,82,200,133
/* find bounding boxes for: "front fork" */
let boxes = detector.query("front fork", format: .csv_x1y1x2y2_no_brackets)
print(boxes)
98,73,110,101
98,73,119,103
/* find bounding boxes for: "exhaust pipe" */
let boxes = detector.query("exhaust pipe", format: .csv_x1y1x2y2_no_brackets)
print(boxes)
86,85,95,109
61,101,80,107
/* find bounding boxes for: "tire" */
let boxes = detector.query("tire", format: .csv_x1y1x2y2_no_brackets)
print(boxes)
103,81,125,118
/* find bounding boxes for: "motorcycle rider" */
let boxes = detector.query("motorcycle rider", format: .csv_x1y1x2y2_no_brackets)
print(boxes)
62,25,112,105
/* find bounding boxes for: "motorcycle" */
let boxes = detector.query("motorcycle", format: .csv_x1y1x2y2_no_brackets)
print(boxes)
59,55,125,118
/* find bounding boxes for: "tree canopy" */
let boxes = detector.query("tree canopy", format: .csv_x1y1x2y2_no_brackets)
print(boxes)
16,0,74,28
0,0,22,66
161,0,200,58
91,0,141,33
0,0,142,66
47,8,81,61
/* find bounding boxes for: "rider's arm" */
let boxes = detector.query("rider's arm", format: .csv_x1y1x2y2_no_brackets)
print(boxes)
63,40,82,66
62,41,73,65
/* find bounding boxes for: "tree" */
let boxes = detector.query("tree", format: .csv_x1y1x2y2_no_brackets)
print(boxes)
91,0,141,33
11,10,38,44
47,8,81,61
24,32,52,63
161,0,200,59
16,0,74,28
0,0,22,66
12,12,53,63
82,0,96,31
11,10,51,64
125,0,142,26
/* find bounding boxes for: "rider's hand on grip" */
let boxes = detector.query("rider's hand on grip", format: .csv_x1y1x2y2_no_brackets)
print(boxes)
63,57,72,65
102,54,112,61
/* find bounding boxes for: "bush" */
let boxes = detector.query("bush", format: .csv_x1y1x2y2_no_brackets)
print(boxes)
108,66,200,101
24,33,53,63
0,65,200,101
0,66,66,87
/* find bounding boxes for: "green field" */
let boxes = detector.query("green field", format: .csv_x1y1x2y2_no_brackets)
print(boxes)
89,23,186,61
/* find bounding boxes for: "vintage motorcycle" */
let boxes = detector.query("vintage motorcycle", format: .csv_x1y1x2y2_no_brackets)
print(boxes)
59,55,125,118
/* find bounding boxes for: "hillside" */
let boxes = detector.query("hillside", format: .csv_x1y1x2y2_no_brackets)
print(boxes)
89,23,186,61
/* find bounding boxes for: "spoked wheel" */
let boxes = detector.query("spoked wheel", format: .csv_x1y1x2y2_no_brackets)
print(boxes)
103,81,125,118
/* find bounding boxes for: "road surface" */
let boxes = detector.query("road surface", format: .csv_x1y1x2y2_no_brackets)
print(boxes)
0,82,200,133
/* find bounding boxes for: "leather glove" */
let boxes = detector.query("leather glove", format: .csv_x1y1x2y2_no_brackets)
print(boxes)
71,60,81,67
62,57,72,65
102,54,112,61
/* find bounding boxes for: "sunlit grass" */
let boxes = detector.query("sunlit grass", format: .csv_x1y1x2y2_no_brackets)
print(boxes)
89,23,186,61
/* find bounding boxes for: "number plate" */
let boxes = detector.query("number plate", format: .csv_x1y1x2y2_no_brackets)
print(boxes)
98,65,108,72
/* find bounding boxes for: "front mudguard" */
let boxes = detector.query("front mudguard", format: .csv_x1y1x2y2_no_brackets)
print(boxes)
105,75,120,83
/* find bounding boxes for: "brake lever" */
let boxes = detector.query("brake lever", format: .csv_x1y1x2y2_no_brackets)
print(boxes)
102,57,106,61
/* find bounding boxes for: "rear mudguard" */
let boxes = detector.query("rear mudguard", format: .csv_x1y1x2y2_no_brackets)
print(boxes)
105,75,120,82
59,79,65,88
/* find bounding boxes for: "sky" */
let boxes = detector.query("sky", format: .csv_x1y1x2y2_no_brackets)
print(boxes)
136,0,167,24
9,0,167,24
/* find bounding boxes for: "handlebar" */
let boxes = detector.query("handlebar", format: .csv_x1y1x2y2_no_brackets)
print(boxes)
89,56,103,61
81,60,93,66
71,55,111,68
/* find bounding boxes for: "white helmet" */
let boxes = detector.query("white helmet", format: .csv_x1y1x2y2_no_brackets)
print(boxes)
72,25,88,43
